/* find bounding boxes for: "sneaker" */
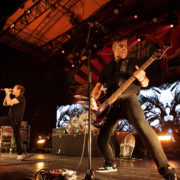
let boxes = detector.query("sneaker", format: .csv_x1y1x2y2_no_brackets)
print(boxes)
96,166,117,173
17,153,32,161
159,165,177,180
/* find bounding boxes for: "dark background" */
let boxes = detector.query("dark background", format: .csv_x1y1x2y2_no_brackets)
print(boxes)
0,43,72,146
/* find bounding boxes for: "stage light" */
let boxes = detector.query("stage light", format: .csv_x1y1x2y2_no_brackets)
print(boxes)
158,135,172,141
169,24,174,28
27,10,31,14
37,139,46,144
81,55,87,61
91,41,104,52
137,38,141,42
134,14,138,19
113,3,123,15
136,35,145,42
67,34,71,39
152,17,158,23
113,8,119,15
93,43,98,49
10,24,15,28
61,50,65,54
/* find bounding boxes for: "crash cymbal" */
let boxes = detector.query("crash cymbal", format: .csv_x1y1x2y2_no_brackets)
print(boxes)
74,95,88,99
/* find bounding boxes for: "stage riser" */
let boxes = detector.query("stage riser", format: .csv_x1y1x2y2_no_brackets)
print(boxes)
52,132,148,157
52,133,121,157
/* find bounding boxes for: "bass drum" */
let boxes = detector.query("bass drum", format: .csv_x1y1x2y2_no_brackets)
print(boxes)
65,116,80,134
79,111,98,134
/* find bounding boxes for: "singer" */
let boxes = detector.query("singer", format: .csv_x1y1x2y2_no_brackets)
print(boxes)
0,84,27,160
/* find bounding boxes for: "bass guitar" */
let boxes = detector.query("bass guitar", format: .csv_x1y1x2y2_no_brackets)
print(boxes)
79,42,172,131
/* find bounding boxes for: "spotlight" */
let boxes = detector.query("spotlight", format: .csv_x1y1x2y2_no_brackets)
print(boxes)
93,43,98,49
136,35,145,42
137,38,141,42
27,10,31,14
37,135,46,144
169,24,174,28
158,135,172,141
134,14,138,19
152,17,158,23
37,139,46,144
61,50,65,54
10,24,15,28
113,8,119,15
81,55,87,61
91,41,103,52
67,34,71,39
113,3,123,15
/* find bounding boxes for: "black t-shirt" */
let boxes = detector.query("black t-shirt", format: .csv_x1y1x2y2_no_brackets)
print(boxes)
8,95,26,122
98,58,142,96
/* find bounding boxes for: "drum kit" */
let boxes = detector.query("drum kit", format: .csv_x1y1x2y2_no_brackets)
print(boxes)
64,95,97,134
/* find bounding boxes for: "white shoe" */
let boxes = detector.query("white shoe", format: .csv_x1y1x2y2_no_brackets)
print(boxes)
96,166,117,173
17,154,26,161
17,153,32,161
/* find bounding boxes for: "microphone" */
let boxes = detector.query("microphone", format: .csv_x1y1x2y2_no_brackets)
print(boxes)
0,88,12,92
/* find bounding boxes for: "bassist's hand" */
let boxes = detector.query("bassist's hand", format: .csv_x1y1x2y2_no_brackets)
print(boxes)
133,65,149,87
90,96,98,111
133,65,146,81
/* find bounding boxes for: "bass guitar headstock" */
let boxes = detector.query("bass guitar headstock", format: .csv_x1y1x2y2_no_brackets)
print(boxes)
151,42,172,60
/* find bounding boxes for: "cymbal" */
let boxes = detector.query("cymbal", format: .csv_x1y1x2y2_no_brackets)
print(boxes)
74,95,88,99
76,101,89,105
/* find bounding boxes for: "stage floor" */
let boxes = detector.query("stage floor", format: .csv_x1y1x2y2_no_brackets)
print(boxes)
0,152,179,180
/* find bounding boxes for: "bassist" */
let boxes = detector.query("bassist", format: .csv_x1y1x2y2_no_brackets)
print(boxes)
90,35,177,180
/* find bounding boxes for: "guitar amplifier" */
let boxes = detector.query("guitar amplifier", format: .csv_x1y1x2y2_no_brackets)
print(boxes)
52,133,102,157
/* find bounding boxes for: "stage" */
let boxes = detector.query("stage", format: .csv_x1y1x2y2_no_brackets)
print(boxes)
0,152,179,180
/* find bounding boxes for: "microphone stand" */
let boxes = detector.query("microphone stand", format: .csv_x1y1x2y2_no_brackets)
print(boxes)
84,23,95,180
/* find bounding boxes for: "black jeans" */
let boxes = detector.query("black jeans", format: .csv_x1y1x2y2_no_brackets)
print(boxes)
97,95,168,169
0,116,23,155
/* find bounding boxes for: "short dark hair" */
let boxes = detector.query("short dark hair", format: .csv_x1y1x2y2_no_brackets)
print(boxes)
112,35,128,43
16,84,25,95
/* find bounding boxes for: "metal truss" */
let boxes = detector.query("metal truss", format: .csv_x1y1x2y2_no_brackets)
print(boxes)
3,0,61,36
0,0,81,59
33,0,80,45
